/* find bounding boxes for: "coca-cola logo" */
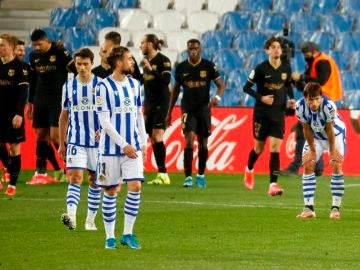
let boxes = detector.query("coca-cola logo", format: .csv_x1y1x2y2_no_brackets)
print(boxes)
285,131,296,158
148,113,248,172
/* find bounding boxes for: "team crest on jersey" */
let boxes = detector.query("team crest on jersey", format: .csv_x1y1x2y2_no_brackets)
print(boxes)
8,69,15,76
96,96,104,105
124,97,131,106
281,73,287,80
67,157,72,164
50,55,56,62
200,70,207,78
81,97,89,105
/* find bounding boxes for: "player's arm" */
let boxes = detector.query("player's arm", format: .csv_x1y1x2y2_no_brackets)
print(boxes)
209,76,225,107
166,81,181,126
137,106,147,163
27,56,37,119
58,45,77,74
301,122,316,165
143,58,171,85
58,109,69,160
131,57,143,84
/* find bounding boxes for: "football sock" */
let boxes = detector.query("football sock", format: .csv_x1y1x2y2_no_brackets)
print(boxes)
247,149,259,170
184,148,193,177
36,141,48,174
153,142,166,173
123,191,141,235
302,173,316,206
46,143,60,170
86,186,102,222
198,148,208,175
66,183,81,218
102,193,117,239
0,144,9,168
8,155,21,186
331,173,344,208
269,152,280,183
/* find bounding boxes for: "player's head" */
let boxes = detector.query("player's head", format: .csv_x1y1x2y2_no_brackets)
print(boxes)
304,82,323,112
301,41,320,63
0,34,18,58
264,36,283,60
14,39,26,61
100,31,121,63
187,39,201,63
31,29,51,53
74,47,94,77
107,46,134,74
140,34,164,56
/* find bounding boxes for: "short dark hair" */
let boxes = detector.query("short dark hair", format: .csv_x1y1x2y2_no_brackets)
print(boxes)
30,29,48,41
187,39,201,46
74,47,94,63
303,82,322,98
301,41,320,53
17,40,25,46
104,31,121,45
264,36,283,49
107,46,129,70
145,34,164,50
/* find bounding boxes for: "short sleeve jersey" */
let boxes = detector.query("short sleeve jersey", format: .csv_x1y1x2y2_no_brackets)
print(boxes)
175,58,220,112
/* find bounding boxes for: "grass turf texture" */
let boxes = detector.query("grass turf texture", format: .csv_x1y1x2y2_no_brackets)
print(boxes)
1,171,360,270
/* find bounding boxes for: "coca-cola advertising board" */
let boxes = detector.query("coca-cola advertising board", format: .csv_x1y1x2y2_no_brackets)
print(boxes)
21,107,360,175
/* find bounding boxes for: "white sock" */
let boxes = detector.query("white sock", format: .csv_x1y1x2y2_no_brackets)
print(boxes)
102,193,117,239
123,191,141,235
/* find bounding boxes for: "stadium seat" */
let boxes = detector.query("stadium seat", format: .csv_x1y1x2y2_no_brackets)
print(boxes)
153,10,186,32
118,9,152,31
187,11,219,33
201,30,232,51
131,28,166,48
73,0,101,11
243,93,255,107
326,50,350,71
245,50,267,70
308,0,340,14
240,0,272,12
335,31,360,54
106,0,138,9
220,12,252,33
160,47,179,66
86,45,101,67
289,12,321,33
212,48,244,70
166,30,200,51
50,8,80,28
98,27,131,46
232,31,268,52
78,9,117,35
342,0,360,15
309,31,336,51
218,87,242,107
255,11,288,35
272,0,306,13
173,0,205,16
64,27,96,54
350,51,360,72
321,14,354,36
226,68,248,89
207,0,239,16
291,50,306,72
139,0,172,15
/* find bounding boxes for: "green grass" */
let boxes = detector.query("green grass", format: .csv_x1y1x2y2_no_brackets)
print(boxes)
1,171,360,270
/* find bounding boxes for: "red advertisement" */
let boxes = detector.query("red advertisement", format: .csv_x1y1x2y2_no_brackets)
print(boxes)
21,107,360,175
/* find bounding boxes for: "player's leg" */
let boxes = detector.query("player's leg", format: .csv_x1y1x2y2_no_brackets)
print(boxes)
120,153,144,249
0,142,10,182
182,112,196,187
5,142,21,196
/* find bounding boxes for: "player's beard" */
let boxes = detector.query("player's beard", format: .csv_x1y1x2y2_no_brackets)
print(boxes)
123,66,134,75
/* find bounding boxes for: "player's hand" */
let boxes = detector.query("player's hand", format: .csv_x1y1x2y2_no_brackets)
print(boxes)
329,149,343,165
12,115,23,129
291,72,302,81
141,145,147,164
287,99,296,109
302,149,316,166
26,103,33,120
209,97,219,108
95,129,101,142
261,95,274,105
58,144,66,161
141,58,152,71
123,144,138,159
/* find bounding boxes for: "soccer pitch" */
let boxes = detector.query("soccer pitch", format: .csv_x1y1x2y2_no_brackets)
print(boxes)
1,171,360,270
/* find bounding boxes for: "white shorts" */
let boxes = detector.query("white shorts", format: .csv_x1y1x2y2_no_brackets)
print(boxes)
95,151,144,188
66,144,98,172
303,132,346,162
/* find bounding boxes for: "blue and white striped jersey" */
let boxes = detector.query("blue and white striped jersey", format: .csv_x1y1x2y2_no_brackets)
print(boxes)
95,76,143,156
296,96,346,140
61,75,100,147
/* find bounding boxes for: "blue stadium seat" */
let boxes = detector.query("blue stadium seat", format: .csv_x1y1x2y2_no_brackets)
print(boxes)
232,31,268,52
218,87,242,107
273,0,306,13
226,68,248,89
78,9,117,36
255,11,288,35
106,0,138,9
309,31,336,51
243,93,255,107
340,70,358,92
220,12,252,33
50,8,80,28
245,50,267,70
241,0,272,12
350,52,360,72
308,0,340,14
201,30,232,51
335,32,360,54
63,27,96,54
321,14,354,35
212,48,244,70
291,50,306,72
73,0,102,11
289,12,321,33
342,0,360,15
326,50,350,71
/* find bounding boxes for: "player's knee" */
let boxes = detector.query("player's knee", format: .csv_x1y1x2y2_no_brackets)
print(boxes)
68,172,82,185
331,162,342,174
